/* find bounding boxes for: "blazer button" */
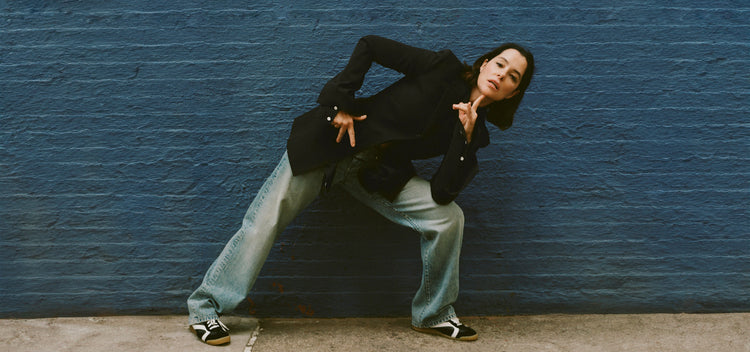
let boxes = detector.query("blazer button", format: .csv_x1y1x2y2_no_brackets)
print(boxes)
326,116,332,121
459,156,465,161
333,106,338,111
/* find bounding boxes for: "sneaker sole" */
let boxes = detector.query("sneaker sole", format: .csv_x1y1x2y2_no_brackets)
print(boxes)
205,336,231,346
412,326,478,341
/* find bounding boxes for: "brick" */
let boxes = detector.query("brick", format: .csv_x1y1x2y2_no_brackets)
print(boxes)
1,1,748,318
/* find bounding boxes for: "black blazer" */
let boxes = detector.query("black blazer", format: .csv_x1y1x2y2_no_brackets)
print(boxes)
287,35,490,204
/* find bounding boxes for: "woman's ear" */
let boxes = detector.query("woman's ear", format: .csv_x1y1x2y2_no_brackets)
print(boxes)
480,59,488,71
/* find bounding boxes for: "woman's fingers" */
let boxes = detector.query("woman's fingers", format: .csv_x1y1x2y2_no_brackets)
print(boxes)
453,95,485,121
452,102,470,111
345,115,366,147
332,111,367,147
347,124,356,147
336,125,347,143
453,103,473,123
452,95,484,143
472,95,485,113
452,103,470,123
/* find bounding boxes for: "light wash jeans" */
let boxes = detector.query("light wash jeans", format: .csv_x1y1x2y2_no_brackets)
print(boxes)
187,149,464,328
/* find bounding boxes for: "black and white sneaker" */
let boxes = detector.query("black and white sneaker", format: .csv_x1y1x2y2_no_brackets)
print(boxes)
413,318,478,341
190,319,230,345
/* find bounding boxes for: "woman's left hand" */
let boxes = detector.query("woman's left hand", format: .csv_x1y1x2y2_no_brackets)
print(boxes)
331,110,367,147
452,95,485,143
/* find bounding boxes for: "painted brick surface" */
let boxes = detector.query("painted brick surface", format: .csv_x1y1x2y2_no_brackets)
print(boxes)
1,1,748,318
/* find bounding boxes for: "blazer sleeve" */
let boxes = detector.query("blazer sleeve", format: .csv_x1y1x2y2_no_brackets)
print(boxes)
317,35,448,114
430,118,490,205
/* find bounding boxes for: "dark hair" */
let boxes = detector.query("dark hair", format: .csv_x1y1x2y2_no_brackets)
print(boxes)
463,43,535,130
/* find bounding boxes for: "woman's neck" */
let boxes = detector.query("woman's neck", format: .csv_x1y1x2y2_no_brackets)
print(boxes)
469,87,493,107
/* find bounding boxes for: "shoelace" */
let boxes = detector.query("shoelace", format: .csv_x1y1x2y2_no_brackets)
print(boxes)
206,319,228,331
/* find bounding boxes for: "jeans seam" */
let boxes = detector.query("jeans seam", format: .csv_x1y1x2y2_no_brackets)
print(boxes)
338,153,455,328
351,182,436,324
204,154,285,286
190,152,291,320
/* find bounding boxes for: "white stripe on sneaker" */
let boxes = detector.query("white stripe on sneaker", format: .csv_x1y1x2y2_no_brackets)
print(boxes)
192,325,211,341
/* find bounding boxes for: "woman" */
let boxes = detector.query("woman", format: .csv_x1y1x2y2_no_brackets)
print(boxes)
187,35,534,345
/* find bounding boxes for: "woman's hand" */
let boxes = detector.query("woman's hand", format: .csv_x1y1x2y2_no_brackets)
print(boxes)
452,95,484,143
331,110,367,147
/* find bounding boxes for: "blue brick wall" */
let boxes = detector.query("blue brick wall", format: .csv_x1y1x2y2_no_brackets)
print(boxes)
1,1,748,318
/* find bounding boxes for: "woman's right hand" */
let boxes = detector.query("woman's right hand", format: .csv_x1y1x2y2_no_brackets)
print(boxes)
452,95,484,143
331,110,367,147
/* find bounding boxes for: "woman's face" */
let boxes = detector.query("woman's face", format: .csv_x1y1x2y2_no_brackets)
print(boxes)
475,48,528,104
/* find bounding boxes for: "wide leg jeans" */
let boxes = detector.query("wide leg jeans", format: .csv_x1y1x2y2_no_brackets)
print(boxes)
187,150,464,328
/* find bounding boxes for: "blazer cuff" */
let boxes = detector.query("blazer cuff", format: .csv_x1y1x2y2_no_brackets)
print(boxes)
322,105,341,124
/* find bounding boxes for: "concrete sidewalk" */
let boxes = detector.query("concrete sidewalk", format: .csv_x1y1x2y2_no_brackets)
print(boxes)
2,313,749,352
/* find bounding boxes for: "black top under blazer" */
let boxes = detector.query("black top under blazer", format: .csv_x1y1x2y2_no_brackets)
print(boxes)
286,35,491,204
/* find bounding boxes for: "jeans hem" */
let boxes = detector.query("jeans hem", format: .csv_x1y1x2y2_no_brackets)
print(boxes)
188,313,220,326
412,310,457,328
